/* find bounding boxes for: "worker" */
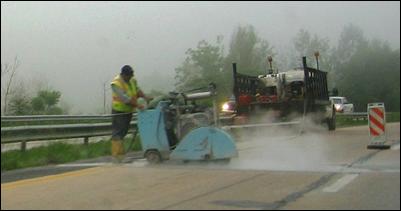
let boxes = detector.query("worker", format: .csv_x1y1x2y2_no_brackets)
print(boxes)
110,65,148,162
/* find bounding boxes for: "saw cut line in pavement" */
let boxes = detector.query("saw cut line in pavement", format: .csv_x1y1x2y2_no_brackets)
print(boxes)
211,173,336,210
160,173,266,210
210,145,392,210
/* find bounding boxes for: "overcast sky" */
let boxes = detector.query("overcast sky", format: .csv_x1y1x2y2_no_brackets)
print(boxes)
1,1,400,114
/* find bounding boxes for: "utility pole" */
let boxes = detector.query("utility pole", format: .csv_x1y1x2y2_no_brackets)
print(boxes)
103,81,107,114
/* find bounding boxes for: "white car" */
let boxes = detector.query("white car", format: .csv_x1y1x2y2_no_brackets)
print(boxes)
329,96,354,113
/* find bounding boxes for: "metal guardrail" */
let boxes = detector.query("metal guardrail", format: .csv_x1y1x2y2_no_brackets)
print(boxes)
1,113,137,151
337,112,368,119
1,121,137,144
337,112,395,121
337,112,368,116
1,113,138,122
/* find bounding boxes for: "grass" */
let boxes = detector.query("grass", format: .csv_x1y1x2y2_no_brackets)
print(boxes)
1,135,142,171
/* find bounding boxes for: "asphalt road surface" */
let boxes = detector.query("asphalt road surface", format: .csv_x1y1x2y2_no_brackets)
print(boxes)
1,122,399,210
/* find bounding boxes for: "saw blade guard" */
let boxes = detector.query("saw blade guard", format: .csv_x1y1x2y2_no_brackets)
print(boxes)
170,127,238,161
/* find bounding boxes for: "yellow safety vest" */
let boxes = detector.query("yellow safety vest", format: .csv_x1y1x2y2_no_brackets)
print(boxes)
111,75,138,112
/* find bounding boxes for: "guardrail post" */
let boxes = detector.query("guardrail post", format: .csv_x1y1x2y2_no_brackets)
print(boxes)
21,141,26,152
84,137,89,146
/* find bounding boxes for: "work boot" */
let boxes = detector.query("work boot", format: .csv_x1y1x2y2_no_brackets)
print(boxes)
111,139,125,163
118,141,125,156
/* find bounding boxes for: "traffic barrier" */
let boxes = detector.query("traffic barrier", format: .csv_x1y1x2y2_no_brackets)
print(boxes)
367,103,390,149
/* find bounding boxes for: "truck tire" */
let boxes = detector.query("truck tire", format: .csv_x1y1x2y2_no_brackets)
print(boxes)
327,106,336,131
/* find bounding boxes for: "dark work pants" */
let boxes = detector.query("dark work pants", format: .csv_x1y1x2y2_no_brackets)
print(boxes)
111,109,133,140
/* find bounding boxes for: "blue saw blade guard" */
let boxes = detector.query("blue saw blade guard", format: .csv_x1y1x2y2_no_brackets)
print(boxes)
170,127,238,161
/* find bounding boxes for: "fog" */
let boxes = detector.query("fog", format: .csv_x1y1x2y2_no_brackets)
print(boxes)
1,1,400,114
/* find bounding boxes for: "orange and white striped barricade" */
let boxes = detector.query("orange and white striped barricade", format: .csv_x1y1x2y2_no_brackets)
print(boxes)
367,102,390,149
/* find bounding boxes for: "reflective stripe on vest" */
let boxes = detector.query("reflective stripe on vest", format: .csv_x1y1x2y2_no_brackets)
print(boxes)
111,75,138,112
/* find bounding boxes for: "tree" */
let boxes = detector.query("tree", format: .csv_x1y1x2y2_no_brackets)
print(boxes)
332,24,400,112
7,81,32,115
334,24,367,65
291,29,331,71
39,90,61,109
175,38,225,96
287,29,336,89
8,95,31,115
31,97,46,113
331,24,368,87
336,39,400,111
1,56,20,115
175,25,275,102
31,89,63,115
224,25,275,76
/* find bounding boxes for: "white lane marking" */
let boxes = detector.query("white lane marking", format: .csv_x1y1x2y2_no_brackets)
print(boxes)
56,159,149,168
323,174,359,193
126,159,148,167
57,163,112,167
391,143,400,150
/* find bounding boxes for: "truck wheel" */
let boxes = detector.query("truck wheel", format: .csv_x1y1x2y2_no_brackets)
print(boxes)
145,150,162,164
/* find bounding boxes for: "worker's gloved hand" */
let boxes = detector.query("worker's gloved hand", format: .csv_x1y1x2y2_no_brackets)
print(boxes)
145,96,154,103
136,97,147,111
137,104,145,110
130,96,137,107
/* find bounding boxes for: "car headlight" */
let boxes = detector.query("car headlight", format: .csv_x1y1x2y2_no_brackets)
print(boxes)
334,104,343,112
222,102,230,111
